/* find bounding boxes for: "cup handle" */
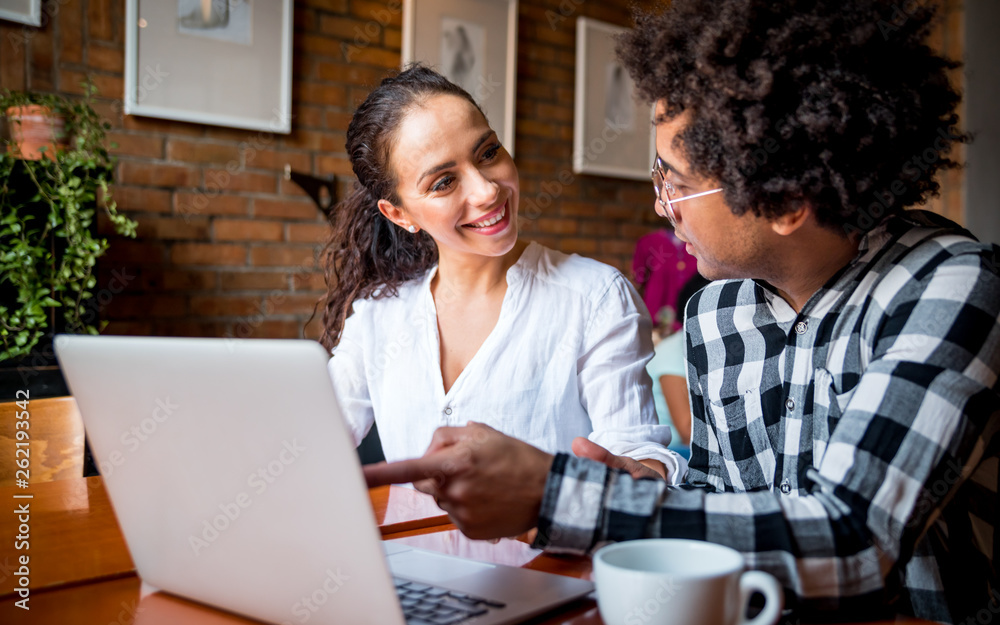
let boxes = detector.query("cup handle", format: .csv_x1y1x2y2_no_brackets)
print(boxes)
738,570,784,625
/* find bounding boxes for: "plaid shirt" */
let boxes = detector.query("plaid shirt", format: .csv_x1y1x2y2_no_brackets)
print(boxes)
534,211,1000,624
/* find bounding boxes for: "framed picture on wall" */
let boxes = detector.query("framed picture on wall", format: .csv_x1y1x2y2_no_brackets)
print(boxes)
573,17,655,180
0,0,41,26
402,0,518,155
124,0,293,133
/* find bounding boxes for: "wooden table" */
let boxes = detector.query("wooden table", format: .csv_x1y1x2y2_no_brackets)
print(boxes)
0,477,918,625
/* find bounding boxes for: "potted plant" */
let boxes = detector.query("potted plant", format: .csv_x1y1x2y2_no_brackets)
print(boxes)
3,90,68,160
0,83,137,364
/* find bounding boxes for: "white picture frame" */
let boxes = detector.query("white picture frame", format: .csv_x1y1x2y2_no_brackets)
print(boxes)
402,0,518,155
0,0,41,27
573,17,656,181
124,0,293,134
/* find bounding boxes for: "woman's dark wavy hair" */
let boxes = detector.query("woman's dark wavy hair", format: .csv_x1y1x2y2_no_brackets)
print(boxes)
618,0,967,231
319,65,485,350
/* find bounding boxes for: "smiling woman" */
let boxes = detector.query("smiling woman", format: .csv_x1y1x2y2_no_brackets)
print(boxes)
319,66,683,479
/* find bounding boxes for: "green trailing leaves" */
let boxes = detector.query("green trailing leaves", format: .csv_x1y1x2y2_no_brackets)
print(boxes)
0,82,138,361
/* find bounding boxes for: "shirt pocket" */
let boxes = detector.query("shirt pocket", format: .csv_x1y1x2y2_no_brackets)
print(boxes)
706,385,773,491
811,367,854,469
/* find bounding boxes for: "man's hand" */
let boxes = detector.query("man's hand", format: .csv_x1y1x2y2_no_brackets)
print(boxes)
363,422,554,540
571,437,666,480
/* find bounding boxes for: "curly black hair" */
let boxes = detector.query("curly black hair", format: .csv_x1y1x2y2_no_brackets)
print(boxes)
618,0,966,233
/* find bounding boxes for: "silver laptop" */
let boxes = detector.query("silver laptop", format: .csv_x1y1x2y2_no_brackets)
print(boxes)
55,335,593,625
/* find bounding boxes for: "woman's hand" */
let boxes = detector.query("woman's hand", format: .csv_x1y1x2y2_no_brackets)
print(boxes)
571,437,667,480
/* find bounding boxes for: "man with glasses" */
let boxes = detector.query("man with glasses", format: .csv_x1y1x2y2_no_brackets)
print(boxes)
364,1,1000,622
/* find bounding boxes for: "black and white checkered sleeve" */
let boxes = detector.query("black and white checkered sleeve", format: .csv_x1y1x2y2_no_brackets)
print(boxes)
534,247,1000,617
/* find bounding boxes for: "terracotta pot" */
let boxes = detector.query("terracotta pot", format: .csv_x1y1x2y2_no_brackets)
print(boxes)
5,105,67,160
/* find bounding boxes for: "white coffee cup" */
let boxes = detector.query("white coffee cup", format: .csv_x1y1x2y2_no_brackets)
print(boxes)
593,539,783,625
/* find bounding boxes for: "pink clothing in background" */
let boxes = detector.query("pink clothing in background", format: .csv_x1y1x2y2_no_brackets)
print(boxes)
632,229,698,331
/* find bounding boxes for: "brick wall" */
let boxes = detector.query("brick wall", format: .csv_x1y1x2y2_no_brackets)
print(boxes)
0,0,965,342
0,0,663,342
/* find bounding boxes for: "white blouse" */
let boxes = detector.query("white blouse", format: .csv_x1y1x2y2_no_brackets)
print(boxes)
328,242,684,480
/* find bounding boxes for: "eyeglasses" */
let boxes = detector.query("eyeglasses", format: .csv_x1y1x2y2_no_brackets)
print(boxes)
651,155,723,227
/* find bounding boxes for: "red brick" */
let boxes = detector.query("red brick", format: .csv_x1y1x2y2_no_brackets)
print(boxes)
108,132,165,158
517,158,558,177
156,270,217,291
123,115,203,137
231,319,303,340
579,221,615,237
103,320,153,336
282,129,345,153
561,201,599,217
202,169,277,194
556,50,576,67
316,155,354,177
600,239,638,255
618,188,654,206
294,104,325,129
119,161,200,188
172,243,247,266
301,0,349,12
318,15,369,40
254,197,321,220
244,149,311,173
190,295,262,317
518,119,564,140
295,7,318,32
2,28,29,91
220,272,290,291
324,110,354,132
383,27,401,50
250,246,319,267
101,240,168,264
518,80,556,101
253,320,303,339
525,44,559,64
202,126,257,143
58,69,121,98
88,44,123,72
533,25,574,48
154,321,228,337
295,34,344,59
537,103,573,124
215,219,284,242
167,139,241,165
345,46,400,69
350,0,403,28
279,177,310,198
303,317,324,341
621,223,655,239
288,223,331,243
175,193,249,218
137,216,211,240
536,217,578,235
315,61,386,87
270,294,323,315
87,0,113,41
28,21,54,91
560,238,599,254
602,204,641,220
107,295,188,318
58,2,84,64
348,87,370,108
112,186,172,214
291,271,327,291
90,99,124,129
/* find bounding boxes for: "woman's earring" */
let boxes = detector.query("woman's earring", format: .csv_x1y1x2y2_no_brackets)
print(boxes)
407,225,417,234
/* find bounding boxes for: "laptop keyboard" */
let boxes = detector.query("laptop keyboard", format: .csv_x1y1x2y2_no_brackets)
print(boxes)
394,577,506,624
